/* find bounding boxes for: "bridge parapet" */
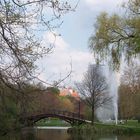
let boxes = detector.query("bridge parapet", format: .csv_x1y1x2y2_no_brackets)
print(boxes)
47,109,85,120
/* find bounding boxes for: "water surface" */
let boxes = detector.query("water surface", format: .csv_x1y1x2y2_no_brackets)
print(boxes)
1,127,140,140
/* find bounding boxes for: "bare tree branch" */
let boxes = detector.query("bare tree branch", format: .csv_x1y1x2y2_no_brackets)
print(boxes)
75,64,112,124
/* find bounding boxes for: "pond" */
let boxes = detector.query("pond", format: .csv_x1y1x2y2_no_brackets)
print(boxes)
1,127,140,140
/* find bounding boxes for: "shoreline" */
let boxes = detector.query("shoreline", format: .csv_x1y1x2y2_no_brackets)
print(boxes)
67,123,140,135
34,126,71,130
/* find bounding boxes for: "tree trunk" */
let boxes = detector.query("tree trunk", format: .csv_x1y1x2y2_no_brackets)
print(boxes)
91,105,94,125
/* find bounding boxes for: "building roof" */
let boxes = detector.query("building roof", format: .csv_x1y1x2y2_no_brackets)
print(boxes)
60,87,79,98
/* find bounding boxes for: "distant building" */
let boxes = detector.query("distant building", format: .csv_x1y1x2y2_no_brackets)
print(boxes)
60,87,79,98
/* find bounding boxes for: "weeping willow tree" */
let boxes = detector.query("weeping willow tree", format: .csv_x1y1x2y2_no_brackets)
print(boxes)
89,0,140,70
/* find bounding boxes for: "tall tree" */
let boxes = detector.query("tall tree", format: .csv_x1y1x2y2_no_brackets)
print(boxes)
89,0,140,69
121,62,140,93
119,62,140,119
75,64,110,125
0,0,74,89
0,0,74,133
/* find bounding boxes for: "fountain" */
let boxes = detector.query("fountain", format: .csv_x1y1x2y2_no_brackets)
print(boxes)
108,69,119,125
96,65,120,125
96,65,119,125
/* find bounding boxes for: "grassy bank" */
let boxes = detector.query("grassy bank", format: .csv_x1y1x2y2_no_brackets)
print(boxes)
68,120,140,135
35,118,70,127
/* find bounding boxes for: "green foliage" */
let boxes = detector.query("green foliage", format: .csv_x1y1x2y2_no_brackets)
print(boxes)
0,82,42,134
47,87,60,94
89,0,140,70
84,106,92,120
0,94,20,134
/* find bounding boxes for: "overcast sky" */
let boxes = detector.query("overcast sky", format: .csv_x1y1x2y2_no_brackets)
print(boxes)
37,0,128,87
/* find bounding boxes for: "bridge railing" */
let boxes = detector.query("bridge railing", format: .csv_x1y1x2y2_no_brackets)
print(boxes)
47,109,85,120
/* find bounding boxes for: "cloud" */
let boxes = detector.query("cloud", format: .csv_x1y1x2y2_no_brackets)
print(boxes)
84,0,128,12
38,32,93,86
37,0,129,87
85,0,124,5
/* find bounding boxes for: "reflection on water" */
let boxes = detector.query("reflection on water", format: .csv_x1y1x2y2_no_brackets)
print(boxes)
0,127,140,140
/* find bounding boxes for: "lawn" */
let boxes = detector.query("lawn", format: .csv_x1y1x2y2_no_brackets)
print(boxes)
68,120,140,135
35,118,70,127
94,120,140,134
122,120,140,127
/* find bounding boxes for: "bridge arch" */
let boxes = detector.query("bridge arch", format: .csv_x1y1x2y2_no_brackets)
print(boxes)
31,114,73,125
24,110,86,126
